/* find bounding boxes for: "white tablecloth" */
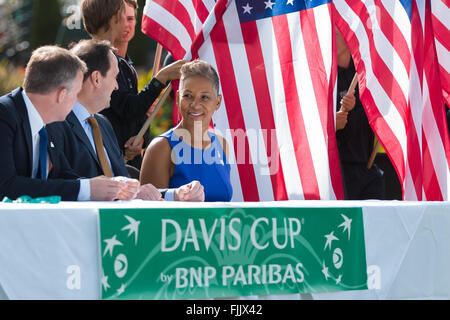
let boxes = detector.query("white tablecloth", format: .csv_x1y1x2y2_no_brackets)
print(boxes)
0,200,449,299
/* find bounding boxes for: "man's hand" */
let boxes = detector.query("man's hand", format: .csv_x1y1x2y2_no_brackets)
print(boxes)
136,183,163,201
114,177,140,200
339,90,356,112
174,180,205,202
89,176,124,201
155,60,189,85
336,110,348,131
124,135,143,162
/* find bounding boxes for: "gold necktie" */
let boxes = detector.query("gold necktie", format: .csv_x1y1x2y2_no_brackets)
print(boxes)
87,116,113,177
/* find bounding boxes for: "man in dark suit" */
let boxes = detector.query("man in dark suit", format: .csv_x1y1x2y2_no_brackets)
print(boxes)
47,40,204,201
0,45,131,201
81,0,187,170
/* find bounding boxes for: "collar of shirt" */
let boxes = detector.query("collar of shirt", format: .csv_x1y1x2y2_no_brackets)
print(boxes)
72,102,91,124
125,54,133,66
22,90,45,137
22,90,46,178
72,102,96,150
72,102,115,176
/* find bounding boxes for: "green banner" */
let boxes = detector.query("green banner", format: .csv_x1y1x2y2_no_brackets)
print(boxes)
99,207,367,299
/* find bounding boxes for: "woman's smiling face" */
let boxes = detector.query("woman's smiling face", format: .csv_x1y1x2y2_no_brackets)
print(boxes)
177,74,222,128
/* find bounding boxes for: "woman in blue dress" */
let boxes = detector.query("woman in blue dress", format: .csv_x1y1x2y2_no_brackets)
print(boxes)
140,60,233,201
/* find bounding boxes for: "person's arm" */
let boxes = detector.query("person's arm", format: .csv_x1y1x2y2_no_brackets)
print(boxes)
139,137,172,188
339,90,356,112
123,135,143,162
336,110,348,131
106,60,188,122
336,90,355,132
173,181,204,201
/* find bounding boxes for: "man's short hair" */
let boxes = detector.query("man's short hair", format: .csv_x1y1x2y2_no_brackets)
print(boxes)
180,60,220,95
81,0,124,36
23,46,87,94
70,39,115,82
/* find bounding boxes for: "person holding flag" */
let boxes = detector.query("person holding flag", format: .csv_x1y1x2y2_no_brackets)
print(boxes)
80,0,187,172
335,29,385,200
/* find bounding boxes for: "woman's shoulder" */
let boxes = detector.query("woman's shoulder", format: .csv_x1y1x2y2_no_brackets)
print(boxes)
158,127,176,139
147,134,171,153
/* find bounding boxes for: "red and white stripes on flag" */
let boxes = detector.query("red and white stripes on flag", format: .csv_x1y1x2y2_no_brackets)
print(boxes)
142,0,344,201
431,0,450,105
142,0,216,60
334,0,450,200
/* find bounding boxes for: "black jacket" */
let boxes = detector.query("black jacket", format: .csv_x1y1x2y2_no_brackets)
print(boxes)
100,54,167,169
47,111,130,179
0,88,80,200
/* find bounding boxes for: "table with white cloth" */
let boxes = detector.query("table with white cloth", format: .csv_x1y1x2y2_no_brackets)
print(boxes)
0,200,449,300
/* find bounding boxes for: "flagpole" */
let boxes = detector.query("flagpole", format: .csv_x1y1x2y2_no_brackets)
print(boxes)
132,83,173,147
131,44,171,148
339,73,358,112
367,138,380,169
151,43,163,76
343,72,379,169
348,73,358,93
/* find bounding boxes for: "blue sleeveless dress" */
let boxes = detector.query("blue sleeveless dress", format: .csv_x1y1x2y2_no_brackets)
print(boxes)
160,128,233,202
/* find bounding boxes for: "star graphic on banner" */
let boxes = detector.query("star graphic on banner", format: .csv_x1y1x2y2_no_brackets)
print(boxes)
335,274,342,285
117,283,126,296
322,261,330,280
101,274,110,291
324,231,339,250
338,214,352,240
242,2,253,14
286,0,294,5
121,215,140,245
103,234,123,257
264,0,275,10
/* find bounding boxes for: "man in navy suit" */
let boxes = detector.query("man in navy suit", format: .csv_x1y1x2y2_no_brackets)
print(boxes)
0,45,133,201
47,40,204,201
81,0,187,170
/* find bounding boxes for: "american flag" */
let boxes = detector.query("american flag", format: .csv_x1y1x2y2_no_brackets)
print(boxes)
431,0,449,106
334,0,450,200
142,0,344,201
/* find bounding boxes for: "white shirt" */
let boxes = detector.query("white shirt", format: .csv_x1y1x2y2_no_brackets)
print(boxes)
22,91,46,179
22,91,90,200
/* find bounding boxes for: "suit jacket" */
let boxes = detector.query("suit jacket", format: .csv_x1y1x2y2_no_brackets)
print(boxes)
100,54,165,169
47,111,129,179
0,87,81,200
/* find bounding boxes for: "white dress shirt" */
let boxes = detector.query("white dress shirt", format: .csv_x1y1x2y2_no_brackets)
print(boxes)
22,91,90,200
22,91,46,179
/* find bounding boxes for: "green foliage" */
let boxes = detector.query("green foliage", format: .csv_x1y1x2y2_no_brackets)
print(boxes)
0,59,24,95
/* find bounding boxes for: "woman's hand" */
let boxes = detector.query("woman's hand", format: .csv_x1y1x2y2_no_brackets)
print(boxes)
155,60,189,84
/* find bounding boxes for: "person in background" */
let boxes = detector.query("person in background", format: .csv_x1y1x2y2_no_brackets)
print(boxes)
47,39,204,202
446,104,450,137
81,0,187,173
0,45,131,201
335,29,385,200
140,60,232,202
